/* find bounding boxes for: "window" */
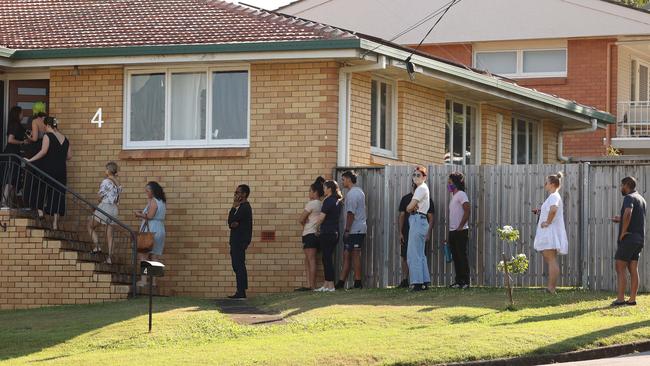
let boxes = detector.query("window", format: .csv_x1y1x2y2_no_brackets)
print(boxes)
474,49,567,78
511,117,540,165
475,52,517,75
370,79,396,157
445,100,476,165
125,68,249,149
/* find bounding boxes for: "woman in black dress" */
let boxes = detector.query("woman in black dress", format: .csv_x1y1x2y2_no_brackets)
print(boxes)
2,106,27,207
26,117,72,230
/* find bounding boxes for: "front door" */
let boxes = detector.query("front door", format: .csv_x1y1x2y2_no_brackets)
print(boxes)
8,79,50,123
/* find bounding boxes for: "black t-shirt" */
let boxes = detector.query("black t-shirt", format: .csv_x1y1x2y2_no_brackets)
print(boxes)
398,193,434,237
620,191,646,242
228,201,253,245
4,121,26,154
320,195,341,234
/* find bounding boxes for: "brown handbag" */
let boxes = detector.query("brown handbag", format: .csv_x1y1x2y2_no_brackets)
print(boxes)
137,221,155,253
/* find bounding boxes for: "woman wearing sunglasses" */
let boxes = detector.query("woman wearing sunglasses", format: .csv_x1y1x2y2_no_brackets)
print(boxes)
405,166,431,291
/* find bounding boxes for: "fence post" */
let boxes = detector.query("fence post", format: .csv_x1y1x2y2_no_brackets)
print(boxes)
579,162,590,289
382,166,390,288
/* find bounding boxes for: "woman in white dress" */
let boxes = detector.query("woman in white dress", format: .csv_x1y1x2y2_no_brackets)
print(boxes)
533,172,569,294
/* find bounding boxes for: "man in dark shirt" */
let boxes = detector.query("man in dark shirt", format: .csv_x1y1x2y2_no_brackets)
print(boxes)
397,183,434,288
228,184,253,300
611,176,646,306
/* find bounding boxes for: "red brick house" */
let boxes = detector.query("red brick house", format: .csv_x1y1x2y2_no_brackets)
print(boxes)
281,0,650,158
0,0,612,308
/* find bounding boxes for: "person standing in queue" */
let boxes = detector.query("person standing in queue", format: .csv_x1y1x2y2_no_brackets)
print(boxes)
228,184,253,300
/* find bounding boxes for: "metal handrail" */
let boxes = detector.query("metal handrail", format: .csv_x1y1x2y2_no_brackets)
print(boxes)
0,153,139,296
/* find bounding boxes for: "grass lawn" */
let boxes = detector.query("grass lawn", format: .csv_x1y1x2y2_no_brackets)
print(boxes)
1,288,649,365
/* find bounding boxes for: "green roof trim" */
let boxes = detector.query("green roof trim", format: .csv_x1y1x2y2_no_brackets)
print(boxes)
9,39,361,59
359,39,615,125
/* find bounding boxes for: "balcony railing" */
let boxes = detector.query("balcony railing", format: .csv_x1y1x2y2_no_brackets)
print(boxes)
617,101,650,138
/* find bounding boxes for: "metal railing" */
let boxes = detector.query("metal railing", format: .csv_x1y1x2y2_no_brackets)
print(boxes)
0,153,138,296
617,101,650,138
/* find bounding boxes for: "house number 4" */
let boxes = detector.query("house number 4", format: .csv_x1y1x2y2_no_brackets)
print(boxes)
91,108,104,128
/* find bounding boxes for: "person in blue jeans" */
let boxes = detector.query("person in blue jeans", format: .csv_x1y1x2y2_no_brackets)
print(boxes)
406,166,431,292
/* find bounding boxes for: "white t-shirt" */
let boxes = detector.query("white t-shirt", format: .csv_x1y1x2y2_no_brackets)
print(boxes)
302,199,323,236
412,183,430,215
449,190,469,231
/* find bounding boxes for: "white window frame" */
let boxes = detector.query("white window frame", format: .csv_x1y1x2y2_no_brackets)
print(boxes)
370,76,398,158
445,97,479,166
632,58,650,102
123,64,251,150
474,48,567,78
511,116,542,165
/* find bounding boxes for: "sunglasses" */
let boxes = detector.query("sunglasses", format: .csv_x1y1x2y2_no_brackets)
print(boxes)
412,173,423,178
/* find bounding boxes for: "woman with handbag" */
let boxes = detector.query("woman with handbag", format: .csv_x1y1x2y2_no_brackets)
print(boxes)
134,181,166,287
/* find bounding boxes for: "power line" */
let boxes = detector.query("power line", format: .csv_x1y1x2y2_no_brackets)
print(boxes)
361,0,457,58
405,0,461,79
408,0,460,56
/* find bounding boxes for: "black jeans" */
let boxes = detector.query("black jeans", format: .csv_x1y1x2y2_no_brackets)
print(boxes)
230,241,249,294
320,232,339,281
449,229,470,285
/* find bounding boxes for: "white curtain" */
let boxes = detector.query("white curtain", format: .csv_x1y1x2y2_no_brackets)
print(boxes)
171,73,206,141
212,72,248,140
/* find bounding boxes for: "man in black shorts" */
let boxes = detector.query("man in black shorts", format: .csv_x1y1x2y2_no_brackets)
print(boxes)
397,183,434,288
611,176,646,306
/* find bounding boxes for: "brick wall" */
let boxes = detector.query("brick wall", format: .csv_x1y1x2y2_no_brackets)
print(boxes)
397,81,445,165
543,120,562,163
480,105,512,165
0,214,128,310
47,62,339,298
415,43,473,66
349,73,372,166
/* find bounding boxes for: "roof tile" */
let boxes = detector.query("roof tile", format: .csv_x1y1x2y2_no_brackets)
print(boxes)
0,0,357,50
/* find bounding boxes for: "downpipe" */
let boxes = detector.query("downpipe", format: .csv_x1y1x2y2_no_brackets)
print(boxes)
558,118,598,162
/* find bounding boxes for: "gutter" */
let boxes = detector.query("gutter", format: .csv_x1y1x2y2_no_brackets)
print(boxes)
337,55,387,166
558,118,598,162
8,39,361,59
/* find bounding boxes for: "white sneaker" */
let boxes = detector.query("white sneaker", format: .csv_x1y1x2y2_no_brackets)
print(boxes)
313,287,326,292
324,287,335,292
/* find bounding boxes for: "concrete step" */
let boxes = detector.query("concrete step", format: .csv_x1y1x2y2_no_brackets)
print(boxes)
111,284,132,295
111,272,133,285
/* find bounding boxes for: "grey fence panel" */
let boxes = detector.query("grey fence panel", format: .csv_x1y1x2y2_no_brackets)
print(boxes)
334,163,650,292
586,164,650,292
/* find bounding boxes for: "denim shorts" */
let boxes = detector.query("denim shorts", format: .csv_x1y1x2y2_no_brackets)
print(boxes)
344,233,365,251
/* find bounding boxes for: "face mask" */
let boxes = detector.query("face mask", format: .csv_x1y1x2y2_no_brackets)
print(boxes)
447,184,456,193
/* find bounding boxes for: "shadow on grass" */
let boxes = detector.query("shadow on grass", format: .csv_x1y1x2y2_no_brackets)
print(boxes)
529,319,650,355
252,287,614,319
0,296,213,361
500,306,610,326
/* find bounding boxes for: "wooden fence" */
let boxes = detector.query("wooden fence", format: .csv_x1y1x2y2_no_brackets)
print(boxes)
334,163,650,292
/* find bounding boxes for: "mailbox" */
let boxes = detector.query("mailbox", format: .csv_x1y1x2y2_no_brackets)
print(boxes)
141,260,165,277
140,260,165,333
